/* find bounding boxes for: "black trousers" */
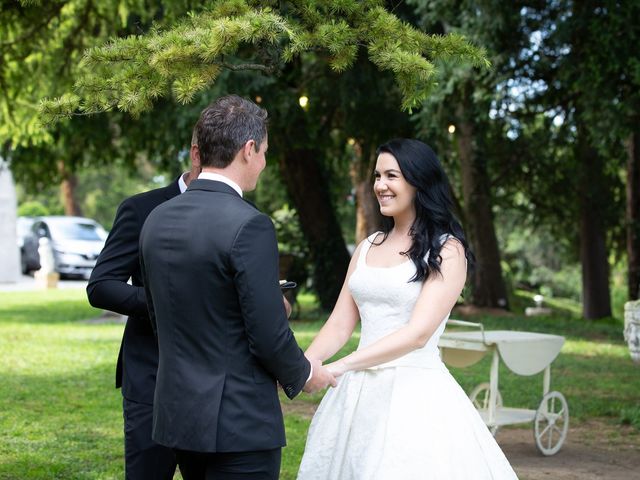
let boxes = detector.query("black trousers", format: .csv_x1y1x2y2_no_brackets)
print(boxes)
174,448,281,480
123,397,177,480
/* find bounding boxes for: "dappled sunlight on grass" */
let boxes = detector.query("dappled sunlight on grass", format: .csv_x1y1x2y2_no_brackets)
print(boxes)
0,290,101,325
563,339,628,358
1,322,123,376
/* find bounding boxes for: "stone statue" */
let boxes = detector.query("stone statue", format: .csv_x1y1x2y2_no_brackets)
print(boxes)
34,236,59,289
37,237,56,274
0,159,21,283
624,300,640,365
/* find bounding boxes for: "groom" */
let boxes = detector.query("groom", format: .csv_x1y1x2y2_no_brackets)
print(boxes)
139,94,335,479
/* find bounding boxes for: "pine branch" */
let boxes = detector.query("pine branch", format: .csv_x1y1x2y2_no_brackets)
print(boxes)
219,62,274,72
41,1,489,120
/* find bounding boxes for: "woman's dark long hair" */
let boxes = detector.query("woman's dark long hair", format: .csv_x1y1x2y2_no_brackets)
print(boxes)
375,138,474,282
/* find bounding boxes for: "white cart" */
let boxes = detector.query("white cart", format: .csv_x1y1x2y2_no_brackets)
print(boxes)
438,320,569,456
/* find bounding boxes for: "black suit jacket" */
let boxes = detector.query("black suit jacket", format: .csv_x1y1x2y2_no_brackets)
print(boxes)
139,179,311,453
87,179,181,403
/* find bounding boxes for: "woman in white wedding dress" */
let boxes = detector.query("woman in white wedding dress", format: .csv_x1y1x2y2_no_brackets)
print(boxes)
297,139,518,480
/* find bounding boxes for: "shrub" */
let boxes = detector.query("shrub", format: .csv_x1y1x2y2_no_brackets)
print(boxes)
18,200,49,217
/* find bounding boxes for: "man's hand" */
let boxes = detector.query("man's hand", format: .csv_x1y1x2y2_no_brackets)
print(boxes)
303,357,337,394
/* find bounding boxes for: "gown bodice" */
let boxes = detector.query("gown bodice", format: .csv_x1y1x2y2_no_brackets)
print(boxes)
347,232,450,369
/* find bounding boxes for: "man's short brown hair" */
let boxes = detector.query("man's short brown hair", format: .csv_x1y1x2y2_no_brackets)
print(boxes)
195,95,268,168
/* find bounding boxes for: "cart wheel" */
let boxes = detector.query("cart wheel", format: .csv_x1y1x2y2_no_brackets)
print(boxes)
469,383,503,436
534,391,569,456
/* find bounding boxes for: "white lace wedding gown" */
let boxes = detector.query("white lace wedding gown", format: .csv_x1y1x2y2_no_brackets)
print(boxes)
297,234,518,480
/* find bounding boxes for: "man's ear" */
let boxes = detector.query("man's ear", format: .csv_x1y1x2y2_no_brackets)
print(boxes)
190,144,201,170
242,140,256,162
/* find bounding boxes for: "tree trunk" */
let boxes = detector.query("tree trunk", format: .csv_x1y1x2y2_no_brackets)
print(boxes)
57,160,82,216
577,134,612,319
279,147,351,310
626,128,640,300
350,141,382,243
454,95,509,309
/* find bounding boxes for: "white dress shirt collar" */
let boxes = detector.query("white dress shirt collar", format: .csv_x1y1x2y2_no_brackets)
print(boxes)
178,172,189,194
198,172,243,197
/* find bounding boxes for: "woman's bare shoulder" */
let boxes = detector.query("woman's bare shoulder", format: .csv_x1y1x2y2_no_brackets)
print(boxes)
440,236,466,262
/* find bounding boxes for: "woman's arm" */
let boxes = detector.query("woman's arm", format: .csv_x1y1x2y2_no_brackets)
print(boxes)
304,242,364,363
325,239,467,376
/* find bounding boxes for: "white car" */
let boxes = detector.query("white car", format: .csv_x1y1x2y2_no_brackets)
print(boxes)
22,216,108,279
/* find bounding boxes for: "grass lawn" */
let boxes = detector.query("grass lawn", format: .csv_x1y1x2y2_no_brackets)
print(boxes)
0,290,122,479
1,289,638,479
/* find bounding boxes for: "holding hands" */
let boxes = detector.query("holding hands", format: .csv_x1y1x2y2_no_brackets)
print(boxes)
303,356,338,394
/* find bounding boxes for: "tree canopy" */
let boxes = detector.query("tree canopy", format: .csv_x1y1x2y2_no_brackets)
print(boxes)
23,0,489,308
5,0,638,315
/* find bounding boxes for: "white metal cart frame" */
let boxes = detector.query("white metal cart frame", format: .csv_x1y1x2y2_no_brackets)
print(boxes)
438,320,569,456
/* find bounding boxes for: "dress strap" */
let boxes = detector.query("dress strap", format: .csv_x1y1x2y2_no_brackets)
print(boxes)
357,231,381,267
424,234,455,261
439,233,452,245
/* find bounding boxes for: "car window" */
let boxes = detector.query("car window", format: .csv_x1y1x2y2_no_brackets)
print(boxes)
49,222,105,241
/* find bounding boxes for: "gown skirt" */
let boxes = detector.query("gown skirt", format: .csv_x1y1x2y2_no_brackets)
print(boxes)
297,364,518,480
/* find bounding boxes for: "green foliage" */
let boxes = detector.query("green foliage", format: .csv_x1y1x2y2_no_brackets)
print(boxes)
0,1,156,147
507,1,633,243
74,160,167,229
39,0,488,122
272,204,307,257
620,406,640,431
1,0,219,193
498,216,582,300
14,154,182,229
271,204,311,288
15,182,65,216
610,265,630,320
17,201,50,217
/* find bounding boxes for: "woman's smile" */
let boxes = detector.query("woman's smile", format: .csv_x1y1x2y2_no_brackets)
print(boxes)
377,193,396,204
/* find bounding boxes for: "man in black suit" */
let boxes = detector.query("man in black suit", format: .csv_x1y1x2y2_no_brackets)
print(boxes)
139,95,335,479
87,133,201,479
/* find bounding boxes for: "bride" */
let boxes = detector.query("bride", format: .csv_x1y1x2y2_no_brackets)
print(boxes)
297,138,518,479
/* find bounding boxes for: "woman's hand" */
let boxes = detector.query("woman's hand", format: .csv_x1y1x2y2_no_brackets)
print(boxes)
324,359,348,378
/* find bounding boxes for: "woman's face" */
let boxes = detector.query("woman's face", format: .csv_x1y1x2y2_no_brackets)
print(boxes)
373,152,417,218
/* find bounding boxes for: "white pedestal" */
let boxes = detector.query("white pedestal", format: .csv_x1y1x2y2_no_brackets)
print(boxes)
0,160,20,283
34,270,60,289
624,300,640,365
525,307,552,316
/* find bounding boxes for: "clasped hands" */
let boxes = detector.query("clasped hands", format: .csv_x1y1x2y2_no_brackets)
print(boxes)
302,356,348,394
